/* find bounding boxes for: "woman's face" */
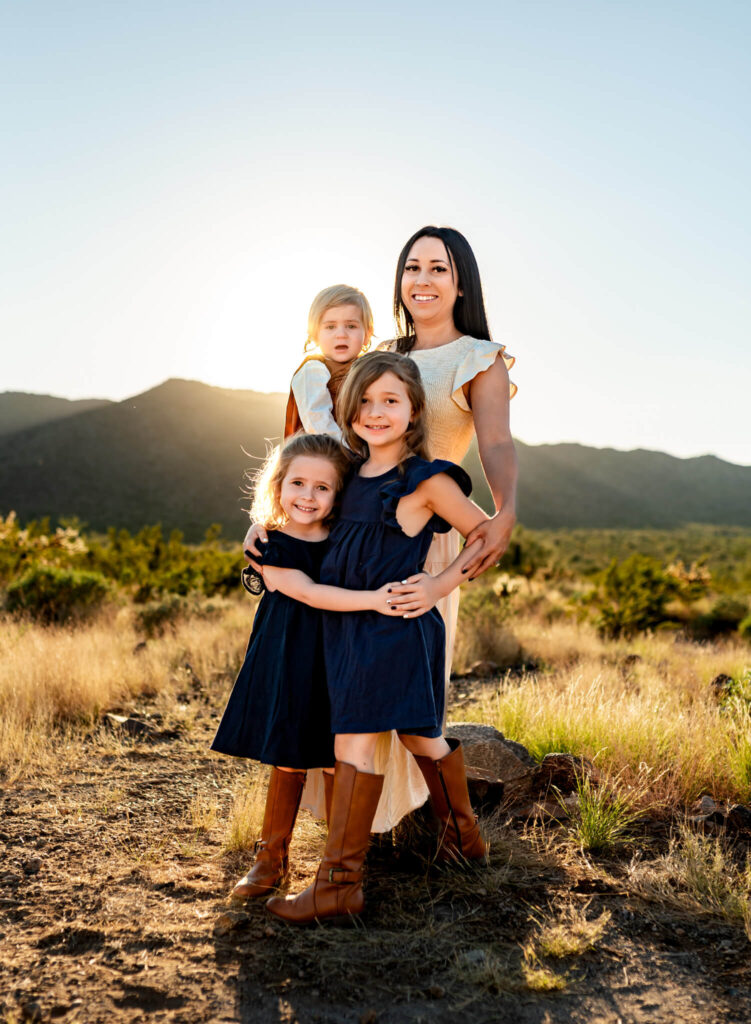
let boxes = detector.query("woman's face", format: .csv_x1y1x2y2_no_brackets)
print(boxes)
400,235,462,329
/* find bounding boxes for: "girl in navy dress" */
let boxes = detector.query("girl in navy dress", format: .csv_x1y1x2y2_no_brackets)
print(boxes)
267,351,493,926
212,432,406,900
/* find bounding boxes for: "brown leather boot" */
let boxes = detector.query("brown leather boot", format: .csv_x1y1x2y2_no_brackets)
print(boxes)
414,739,487,863
266,761,383,924
323,770,334,826
231,768,306,900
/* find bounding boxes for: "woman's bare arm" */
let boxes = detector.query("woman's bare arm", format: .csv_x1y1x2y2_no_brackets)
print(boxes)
462,355,517,578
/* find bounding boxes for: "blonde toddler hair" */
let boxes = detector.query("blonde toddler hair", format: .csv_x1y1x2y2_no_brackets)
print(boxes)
305,284,374,351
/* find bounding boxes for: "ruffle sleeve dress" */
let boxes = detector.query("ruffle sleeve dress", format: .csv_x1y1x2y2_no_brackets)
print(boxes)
320,457,472,739
211,530,335,770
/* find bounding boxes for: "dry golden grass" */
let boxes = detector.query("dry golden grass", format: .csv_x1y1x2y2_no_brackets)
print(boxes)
463,617,751,806
223,768,270,853
627,825,751,938
533,903,612,958
0,599,250,779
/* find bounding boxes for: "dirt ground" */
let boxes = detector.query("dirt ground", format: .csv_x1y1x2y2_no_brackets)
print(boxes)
1,688,750,1024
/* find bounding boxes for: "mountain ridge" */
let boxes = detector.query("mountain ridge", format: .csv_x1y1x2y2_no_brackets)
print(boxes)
2,380,750,539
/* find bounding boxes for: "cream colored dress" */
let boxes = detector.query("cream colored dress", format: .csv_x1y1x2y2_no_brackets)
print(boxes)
301,335,516,831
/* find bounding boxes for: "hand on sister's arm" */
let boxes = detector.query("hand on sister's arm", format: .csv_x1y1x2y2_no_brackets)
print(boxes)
243,522,268,561
385,537,482,613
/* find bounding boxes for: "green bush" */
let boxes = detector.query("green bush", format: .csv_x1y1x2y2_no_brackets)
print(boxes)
692,596,749,639
739,615,751,643
4,565,110,624
593,555,678,639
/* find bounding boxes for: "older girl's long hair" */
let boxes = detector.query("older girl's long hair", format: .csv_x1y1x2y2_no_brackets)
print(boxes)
336,351,430,466
249,433,352,530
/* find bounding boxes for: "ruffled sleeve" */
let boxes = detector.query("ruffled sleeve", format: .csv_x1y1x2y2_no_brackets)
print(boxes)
255,531,305,570
451,339,517,411
380,458,473,535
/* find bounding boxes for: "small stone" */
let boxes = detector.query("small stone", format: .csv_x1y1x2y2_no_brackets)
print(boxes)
693,795,719,815
359,1011,378,1024
725,804,751,834
23,857,42,876
462,948,487,966
263,925,275,938
711,673,734,695
213,910,249,936
21,1002,42,1023
428,984,446,998
102,713,159,741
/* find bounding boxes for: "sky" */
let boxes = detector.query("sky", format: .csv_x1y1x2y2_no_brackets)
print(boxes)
2,1,749,464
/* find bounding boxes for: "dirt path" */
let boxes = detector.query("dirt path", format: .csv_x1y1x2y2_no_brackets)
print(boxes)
1,695,749,1024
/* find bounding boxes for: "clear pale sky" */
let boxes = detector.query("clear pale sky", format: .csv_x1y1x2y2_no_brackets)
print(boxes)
2,2,749,463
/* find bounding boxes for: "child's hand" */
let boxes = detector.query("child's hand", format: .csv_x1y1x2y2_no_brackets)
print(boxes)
379,573,441,618
243,522,268,561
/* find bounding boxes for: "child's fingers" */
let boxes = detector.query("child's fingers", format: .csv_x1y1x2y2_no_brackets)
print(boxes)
385,582,414,594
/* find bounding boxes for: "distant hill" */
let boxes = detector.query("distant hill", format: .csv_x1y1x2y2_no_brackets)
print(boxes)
1,378,750,539
0,392,112,438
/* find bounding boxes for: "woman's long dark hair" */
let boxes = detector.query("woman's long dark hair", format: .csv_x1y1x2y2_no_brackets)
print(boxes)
393,226,492,353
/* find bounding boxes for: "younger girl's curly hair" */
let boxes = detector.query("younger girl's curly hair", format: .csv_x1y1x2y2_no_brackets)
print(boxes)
336,351,430,466
249,433,352,530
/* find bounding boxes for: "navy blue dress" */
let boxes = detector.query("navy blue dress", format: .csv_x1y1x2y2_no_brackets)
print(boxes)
211,531,335,770
320,457,472,737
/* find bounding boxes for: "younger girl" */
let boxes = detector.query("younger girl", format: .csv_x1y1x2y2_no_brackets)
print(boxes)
267,351,492,926
211,433,412,899
284,284,373,440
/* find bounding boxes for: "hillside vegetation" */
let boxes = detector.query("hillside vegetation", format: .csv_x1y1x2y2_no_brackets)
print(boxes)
2,381,751,539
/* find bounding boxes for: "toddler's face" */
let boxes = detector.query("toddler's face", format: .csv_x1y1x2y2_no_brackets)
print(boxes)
315,304,369,363
280,455,339,526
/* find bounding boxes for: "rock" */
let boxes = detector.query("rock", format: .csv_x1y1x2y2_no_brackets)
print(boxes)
213,910,250,936
102,713,159,741
502,753,599,810
711,673,734,695
692,795,719,815
619,654,642,673
445,723,536,782
21,1002,42,1023
725,804,751,835
465,767,504,811
427,984,445,999
461,948,487,967
23,857,42,876
359,1012,378,1024
537,753,599,792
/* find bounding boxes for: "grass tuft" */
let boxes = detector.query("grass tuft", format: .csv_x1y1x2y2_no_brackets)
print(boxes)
534,903,612,958
223,771,269,853
563,772,645,853
628,825,751,937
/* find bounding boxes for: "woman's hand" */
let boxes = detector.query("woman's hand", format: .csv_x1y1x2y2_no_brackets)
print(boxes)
375,573,441,618
462,505,516,579
243,522,268,561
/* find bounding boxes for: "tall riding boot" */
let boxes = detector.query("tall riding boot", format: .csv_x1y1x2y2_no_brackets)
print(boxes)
231,768,306,899
414,739,487,863
266,761,383,924
323,770,334,826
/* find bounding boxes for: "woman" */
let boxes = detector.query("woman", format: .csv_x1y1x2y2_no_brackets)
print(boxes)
246,225,517,831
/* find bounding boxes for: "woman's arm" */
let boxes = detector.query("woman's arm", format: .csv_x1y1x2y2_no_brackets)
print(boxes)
263,566,395,614
462,355,517,578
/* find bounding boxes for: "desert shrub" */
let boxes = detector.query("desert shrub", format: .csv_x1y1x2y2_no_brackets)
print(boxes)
739,615,751,643
4,565,110,624
691,596,750,639
454,583,520,671
593,555,678,639
133,593,231,637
